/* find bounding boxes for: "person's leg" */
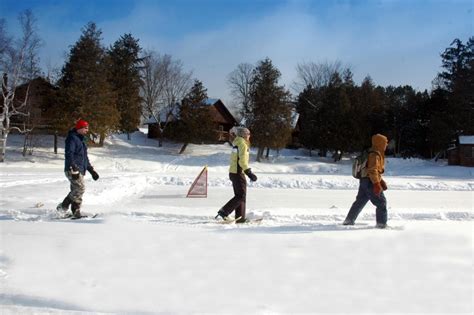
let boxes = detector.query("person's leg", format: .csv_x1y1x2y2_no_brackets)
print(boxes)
219,173,246,218
234,174,247,221
343,178,370,224
368,187,388,226
57,172,74,211
66,172,85,217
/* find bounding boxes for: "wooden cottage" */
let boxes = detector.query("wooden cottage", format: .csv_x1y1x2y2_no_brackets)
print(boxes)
203,98,238,141
8,77,56,132
448,135,474,167
146,98,237,142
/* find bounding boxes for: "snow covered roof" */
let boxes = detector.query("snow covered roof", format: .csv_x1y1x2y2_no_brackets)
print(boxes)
203,98,219,106
144,100,223,124
459,135,474,145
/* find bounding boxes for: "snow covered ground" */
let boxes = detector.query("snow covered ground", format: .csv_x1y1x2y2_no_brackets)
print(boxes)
0,131,472,314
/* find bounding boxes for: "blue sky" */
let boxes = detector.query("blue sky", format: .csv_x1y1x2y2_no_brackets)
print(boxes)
1,0,472,105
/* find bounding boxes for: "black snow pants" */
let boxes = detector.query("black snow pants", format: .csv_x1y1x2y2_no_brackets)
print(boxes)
220,173,247,220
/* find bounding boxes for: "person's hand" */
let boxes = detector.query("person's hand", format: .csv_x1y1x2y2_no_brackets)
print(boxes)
70,164,80,180
380,179,388,191
244,168,257,182
89,168,99,181
373,182,382,196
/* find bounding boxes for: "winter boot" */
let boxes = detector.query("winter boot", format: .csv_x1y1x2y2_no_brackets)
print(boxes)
375,223,387,229
56,196,72,212
235,218,248,224
342,219,355,225
71,202,82,218
215,210,229,221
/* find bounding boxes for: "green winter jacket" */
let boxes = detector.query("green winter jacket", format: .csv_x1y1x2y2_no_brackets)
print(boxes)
229,136,250,174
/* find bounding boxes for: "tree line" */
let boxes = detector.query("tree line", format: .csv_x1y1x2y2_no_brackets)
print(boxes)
1,10,472,162
229,39,473,160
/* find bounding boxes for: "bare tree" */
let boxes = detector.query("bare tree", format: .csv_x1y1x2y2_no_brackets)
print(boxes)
292,60,345,93
0,19,12,66
227,63,254,117
1,10,42,162
140,50,192,146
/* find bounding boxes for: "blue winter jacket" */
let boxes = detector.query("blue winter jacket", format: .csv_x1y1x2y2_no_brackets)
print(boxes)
64,129,91,174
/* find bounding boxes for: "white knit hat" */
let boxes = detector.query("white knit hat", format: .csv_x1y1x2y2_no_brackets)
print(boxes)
235,127,250,137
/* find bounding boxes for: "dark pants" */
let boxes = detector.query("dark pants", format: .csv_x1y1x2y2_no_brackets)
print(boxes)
221,173,247,219
345,178,388,224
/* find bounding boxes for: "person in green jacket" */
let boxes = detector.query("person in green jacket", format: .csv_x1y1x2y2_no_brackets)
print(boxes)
215,127,257,223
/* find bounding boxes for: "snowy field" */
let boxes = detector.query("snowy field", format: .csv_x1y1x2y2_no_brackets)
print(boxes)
0,131,472,314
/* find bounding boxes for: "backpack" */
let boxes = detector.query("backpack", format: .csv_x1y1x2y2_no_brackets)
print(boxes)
352,150,379,179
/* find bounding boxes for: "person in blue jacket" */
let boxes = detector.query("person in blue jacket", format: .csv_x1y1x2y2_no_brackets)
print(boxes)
56,119,99,218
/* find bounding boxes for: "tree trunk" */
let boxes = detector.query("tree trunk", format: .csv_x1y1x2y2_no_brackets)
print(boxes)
99,133,105,146
127,132,131,140
158,136,163,147
256,147,264,162
0,131,8,162
265,148,270,159
54,132,58,154
179,143,188,154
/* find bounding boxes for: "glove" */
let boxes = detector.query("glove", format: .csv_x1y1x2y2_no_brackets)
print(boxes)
380,179,388,191
244,168,257,182
87,166,99,181
70,164,80,180
373,182,382,197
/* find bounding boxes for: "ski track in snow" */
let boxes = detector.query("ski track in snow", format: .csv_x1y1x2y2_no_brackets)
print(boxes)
1,209,472,228
1,172,472,191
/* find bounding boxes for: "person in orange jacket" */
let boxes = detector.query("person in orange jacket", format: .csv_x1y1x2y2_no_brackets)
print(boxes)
343,134,389,228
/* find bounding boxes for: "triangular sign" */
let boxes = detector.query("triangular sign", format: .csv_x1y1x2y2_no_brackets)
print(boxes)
187,166,208,198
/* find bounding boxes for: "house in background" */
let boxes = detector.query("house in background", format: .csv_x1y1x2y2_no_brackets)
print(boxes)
448,135,474,167
204,98,238,141
4,77,56,132
145,98,238,142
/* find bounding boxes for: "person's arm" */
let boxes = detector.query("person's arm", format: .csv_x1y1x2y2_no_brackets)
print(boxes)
238,141,257,181
237,141,250,171
367,153,382,196
65,137,77,171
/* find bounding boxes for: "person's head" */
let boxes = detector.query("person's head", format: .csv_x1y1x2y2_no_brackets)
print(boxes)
372,133,388,152
236,127,251,140
75,119,89,135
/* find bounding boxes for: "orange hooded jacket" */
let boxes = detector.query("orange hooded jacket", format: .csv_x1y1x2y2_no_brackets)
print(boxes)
367,134,388,184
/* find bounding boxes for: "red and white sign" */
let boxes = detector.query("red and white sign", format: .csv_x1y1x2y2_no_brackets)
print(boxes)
186,166,208,198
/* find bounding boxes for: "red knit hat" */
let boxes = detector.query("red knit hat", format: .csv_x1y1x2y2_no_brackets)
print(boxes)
75,119,89,130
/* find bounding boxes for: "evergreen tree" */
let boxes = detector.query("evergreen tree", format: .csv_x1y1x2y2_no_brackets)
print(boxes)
107,33,142,140
248,58,292,161
176,80,216,146
53,22,119,144
384,85,418,156
432,37,474,152
296,85,320,154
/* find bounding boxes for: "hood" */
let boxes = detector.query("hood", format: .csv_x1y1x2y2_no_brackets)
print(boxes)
371,134,388,153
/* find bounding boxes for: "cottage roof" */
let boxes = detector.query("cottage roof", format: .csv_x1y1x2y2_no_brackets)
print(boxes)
144,98,235,125
459,135,474,145
204,98,219,105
